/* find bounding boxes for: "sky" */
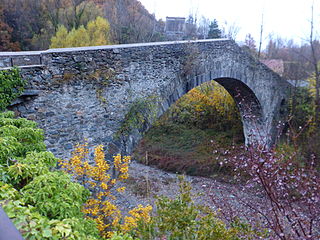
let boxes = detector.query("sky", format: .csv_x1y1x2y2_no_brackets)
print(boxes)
139,0,320,46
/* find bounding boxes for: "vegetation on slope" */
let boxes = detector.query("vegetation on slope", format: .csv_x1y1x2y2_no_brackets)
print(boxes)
134,81,244,177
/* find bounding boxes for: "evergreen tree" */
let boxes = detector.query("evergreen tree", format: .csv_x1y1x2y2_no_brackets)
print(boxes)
207,19,222,39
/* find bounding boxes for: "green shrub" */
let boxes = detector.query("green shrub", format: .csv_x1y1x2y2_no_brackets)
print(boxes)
7,162,50,189
1,199,101,240
21,171,90,220
0,135,21,164
0,113,46,165
0,111,15,118
1,167,100,240
22,151,58,168
0,165,11,183
0,68,25,111
6,151,59,188
0,181,20,200
0,125,46,156
0,74,100,239
0,113,37,128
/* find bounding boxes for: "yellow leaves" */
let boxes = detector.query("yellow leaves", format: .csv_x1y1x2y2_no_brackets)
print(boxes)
122,216,137,231
87,16,112,46
100,182,108,190
50,25,68,48
114,154,130,181
61,142,150,238
94,145,110,180
50,16,112,48
186,82,235,118
113,154,122,168
120,204,153,232
116,187,126,193
308,64,319,99
169,81,240,129
129,204,152,221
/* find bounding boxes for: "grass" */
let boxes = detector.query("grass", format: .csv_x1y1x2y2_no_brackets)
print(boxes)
134,121,244,178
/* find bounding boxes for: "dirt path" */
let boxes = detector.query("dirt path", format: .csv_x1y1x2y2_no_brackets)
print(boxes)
115,161,267,227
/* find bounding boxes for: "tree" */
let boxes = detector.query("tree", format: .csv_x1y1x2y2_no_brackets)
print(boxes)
207,19,222,39
60,0,102,30
1,0,45,50
35,0,103,50
40,0,67,32
221,21,240,40
50,16,111,48
67,0,88,29
257,11,264,59
103,0,162,44
87,16,112,45
218,144,320,239
0,6,20,51
244,34,256,50
309,2,320,126
265,37,282,59
49,25,69,48
197,16,210,39
243,34,258,58
185,14,198,40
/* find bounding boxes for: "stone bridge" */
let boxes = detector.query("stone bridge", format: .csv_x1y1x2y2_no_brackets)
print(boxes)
0,39,291,158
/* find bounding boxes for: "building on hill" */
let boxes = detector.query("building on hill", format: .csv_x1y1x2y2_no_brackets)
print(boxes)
165,17,186,40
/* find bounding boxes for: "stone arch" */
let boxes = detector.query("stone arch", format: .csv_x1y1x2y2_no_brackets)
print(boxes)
120,77,266,156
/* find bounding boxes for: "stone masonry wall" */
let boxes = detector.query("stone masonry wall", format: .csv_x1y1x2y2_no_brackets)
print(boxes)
0,39,291,159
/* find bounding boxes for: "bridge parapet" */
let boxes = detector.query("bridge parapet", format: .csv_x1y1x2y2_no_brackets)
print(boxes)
0,52,43,68
1,39,232,69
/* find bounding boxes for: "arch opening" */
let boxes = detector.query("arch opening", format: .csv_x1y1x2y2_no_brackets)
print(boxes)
156,77,265,147
132,79,246,176
125,77,265,158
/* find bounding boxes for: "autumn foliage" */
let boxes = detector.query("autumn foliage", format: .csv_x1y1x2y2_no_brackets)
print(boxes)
134,80,243,176
50,16,112,48
0,6,20,51
59,142,152,238
167,81,241,131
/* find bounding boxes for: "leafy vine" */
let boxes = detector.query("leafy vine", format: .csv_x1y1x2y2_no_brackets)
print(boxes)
116,95,159,138
0,68,25,111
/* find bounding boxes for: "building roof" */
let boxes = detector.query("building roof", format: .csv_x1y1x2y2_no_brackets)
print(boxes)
261,59,285,76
